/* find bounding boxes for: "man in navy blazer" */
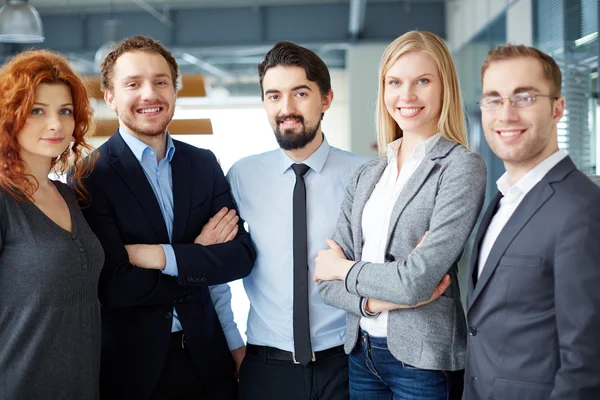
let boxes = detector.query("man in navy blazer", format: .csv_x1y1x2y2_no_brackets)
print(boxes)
464,44,600,399
78,36,256,399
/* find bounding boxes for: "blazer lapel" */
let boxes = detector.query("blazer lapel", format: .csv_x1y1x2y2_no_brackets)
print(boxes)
468,182,554,309
171,142,191,244
108,132,170,244
385,138,458,249
467,192,502,310
352,159,387,257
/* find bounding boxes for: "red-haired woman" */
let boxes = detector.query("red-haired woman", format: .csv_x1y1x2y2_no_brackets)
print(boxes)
0,50,104,399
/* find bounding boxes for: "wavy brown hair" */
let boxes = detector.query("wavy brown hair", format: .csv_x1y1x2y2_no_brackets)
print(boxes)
0,49,96,202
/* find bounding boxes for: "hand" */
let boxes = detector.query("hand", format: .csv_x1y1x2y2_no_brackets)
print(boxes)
125,244,166,270
195,207,239,246
313,238,355,282
366,274,452,312
231,346,246,378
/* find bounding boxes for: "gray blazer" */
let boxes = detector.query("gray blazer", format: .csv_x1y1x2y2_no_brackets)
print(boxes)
319,137,486,371
464,157,600,400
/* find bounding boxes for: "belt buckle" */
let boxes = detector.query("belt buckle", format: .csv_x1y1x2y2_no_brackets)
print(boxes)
292,351,316,364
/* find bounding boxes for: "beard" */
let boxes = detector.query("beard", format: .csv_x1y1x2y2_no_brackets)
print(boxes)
117,107,174,139
274,114,320,151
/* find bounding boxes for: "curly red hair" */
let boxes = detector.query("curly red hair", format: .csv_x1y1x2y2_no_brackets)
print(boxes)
0,49,96,202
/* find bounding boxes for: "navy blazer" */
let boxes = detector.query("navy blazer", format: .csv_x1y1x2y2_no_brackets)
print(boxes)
79,132,256,400
464,156,600,400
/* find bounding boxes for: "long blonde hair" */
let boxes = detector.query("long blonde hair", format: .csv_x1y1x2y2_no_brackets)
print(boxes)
376,31,468,156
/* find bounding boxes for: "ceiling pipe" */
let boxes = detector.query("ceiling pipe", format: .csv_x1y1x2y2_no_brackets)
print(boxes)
348,0,366,42
131,0,173,28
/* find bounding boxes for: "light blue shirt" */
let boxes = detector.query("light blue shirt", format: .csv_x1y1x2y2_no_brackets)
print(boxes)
120,129,243,350
227,137,368,352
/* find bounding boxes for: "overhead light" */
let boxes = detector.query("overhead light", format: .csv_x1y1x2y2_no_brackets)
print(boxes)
94,19,122,72
0,0,44,43
574,32,598,47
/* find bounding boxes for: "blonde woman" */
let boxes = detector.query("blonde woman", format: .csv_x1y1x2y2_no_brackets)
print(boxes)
315,31,486,399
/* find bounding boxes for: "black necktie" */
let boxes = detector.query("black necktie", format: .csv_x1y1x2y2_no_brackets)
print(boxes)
291,163,312,365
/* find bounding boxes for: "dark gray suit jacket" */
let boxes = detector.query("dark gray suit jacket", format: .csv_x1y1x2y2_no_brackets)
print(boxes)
464,156,600,400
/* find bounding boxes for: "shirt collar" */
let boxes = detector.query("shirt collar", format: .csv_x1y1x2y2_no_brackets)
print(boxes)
278,135,331,175
119,127,176,163
386,133,441,162
496,149,567,199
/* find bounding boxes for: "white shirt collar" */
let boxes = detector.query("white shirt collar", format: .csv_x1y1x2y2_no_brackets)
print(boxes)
386,133,441,163
497,149,567,201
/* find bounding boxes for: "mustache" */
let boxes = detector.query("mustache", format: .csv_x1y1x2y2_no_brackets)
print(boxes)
276,114,304,125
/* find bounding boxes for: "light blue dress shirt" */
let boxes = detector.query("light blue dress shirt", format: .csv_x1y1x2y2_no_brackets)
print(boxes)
120,129,243,350
227,137,368,352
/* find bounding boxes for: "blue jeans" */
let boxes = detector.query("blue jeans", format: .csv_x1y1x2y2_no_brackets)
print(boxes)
349,330,448,400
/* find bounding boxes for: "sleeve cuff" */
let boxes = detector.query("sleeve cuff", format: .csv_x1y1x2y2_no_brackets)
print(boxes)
360,297,381,318
160,245,178,277
345,261,365,295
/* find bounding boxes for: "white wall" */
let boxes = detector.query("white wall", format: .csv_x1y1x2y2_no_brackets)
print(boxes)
506,0,533,46
346,43,388,158
446,0,509,51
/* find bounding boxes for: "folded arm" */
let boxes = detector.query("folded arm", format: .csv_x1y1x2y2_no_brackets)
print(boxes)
344,153,486,306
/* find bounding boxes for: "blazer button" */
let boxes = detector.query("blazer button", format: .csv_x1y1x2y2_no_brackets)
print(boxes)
469,326,478,336
385,254,395,262
165,311,173,319
187,276,193,282
200,276,207,283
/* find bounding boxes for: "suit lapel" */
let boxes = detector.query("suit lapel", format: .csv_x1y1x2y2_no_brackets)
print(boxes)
385,138,458,249
352,159,387,256
108,132,170,243
171,142,191,244
467,192,502,309
384,159,435,247
468,182,554,309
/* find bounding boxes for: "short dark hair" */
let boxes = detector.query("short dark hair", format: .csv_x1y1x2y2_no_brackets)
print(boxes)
258,41,331,100
101,35,179,92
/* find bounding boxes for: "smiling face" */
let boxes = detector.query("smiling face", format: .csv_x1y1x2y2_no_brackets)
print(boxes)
104,50,176,139
383,51,443,137
481,56,564,174
17,83,75,165
262,65,332,151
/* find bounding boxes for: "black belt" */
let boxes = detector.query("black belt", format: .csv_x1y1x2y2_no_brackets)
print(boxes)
246,343,344,364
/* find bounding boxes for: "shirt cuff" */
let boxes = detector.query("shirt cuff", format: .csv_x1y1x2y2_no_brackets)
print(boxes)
160,245,178,277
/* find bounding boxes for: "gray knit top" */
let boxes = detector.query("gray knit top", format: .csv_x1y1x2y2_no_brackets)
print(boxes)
0,181,104,399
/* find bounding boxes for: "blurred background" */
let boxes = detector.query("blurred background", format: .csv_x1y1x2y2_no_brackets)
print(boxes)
1,0,597,337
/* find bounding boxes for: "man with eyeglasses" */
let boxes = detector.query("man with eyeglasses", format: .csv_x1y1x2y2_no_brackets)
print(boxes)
463,44,600,400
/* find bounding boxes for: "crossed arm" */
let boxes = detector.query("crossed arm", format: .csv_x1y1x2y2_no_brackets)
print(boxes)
125,207,240,270
314,235,451,313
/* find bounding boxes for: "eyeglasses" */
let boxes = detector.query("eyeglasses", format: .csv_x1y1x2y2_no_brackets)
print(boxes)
478,93,558,110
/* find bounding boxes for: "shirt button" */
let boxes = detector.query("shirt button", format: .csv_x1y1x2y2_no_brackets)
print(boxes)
82,264,87,270
385,254,395,262
79,248,85,253
150,150,155,156
165,311,173,319
469,326,478,336
71,234,78,240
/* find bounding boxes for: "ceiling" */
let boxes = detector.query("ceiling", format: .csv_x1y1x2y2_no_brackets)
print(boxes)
6,0,448,96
